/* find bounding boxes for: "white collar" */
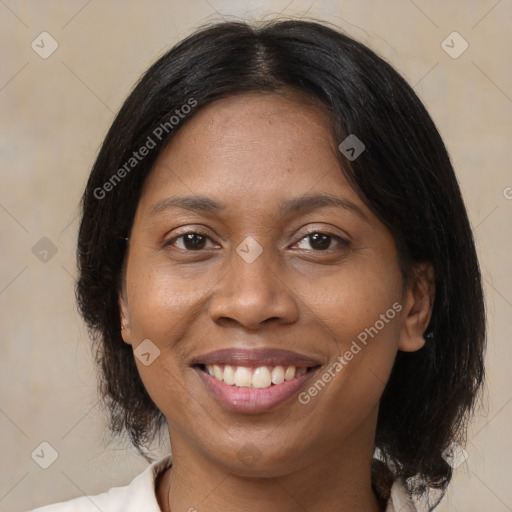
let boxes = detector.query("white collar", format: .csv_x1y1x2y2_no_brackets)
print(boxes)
31,455,419,511
386,479,418,511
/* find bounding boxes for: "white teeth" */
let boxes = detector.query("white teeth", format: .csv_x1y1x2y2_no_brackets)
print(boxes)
223,365,235,385
252,367,272,388
213,364,223,381
271,365,285,385
234,366,252,387
204,364,309,388
285,366,296,381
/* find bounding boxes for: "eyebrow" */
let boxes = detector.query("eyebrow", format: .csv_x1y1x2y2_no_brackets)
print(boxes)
149,193,367,221
150,195,223,216
278,193,368,221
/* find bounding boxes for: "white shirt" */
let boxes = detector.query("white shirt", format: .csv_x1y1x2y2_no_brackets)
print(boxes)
28,456,417,511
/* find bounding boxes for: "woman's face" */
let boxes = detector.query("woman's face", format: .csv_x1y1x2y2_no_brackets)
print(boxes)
120,92,426,476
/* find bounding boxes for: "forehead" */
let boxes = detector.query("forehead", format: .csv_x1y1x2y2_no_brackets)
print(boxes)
168,91,335,157
138,92,359,213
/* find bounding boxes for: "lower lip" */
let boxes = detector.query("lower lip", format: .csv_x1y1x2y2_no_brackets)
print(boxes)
195,367,319,414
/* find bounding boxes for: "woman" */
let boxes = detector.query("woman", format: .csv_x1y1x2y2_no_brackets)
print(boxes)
30,19,485,512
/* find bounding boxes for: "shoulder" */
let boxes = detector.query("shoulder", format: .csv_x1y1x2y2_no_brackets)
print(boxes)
27,486,128,512
26,456,172,512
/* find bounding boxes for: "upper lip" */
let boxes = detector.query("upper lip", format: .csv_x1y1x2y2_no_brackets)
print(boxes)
191,348,324,368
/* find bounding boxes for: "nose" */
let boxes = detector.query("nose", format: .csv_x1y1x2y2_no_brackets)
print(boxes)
208,246,300,330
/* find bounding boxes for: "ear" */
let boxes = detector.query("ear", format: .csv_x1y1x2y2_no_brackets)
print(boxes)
398,263,435,352
119,285,133,346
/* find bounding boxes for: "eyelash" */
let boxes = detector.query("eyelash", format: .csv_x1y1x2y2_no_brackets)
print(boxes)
165,229,349,253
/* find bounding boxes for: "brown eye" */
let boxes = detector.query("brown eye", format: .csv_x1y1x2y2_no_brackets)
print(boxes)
182,233,207,250
308,233,332,250
295,231,348,251
167,232,216,251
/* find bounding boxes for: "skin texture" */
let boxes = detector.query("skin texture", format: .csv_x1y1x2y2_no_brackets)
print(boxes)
120,92,434,512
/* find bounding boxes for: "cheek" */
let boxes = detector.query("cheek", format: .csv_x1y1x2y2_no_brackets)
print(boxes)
295,252,403,341
292,256,403,414
124,255,222,413
125,255,216,342
124,259,203,416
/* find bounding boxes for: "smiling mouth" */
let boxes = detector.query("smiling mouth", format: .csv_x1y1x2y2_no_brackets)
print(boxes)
195,364,319,389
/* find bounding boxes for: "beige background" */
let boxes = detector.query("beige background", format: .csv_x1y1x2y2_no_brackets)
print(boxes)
0,1,511,511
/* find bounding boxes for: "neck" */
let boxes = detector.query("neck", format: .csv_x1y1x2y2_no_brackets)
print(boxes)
157,426,383,512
